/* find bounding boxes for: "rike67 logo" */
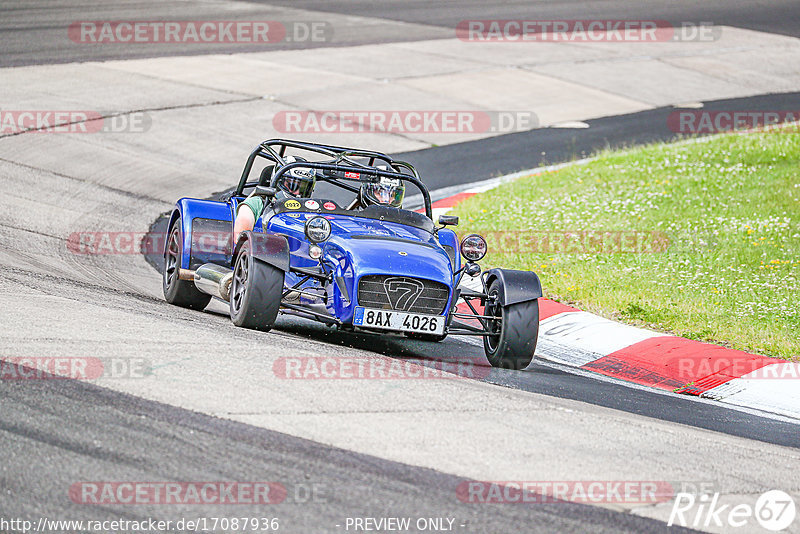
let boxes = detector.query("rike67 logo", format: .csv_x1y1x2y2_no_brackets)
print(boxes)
669,490,796,531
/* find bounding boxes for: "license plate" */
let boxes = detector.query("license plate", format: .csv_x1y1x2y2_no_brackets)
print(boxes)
353,307,445,335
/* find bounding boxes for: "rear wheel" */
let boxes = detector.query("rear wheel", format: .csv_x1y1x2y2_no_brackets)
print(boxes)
163,220,212,310
483,280,539,370
229,241,283,331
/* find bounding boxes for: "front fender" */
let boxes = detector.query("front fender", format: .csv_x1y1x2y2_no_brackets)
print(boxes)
233,231,290,272
484,268,542,306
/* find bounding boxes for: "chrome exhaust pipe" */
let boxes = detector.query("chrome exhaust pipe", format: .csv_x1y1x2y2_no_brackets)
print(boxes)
194,263,233,301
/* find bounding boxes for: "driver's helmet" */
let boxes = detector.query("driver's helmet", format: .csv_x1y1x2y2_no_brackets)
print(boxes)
277,156,316,198
360,176,405,208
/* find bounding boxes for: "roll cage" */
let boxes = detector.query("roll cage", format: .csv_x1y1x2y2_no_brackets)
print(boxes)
235,139,433,220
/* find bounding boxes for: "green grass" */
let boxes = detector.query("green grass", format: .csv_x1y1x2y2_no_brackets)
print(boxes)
451,132,800,359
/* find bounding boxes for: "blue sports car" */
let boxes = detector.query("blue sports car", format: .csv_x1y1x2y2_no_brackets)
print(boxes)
162,139,542,369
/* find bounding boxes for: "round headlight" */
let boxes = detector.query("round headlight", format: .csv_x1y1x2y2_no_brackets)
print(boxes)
460,234,487,262
305,216,331,243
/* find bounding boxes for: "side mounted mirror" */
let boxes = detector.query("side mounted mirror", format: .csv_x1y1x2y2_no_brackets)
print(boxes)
438,215,459,227
254,186,277,198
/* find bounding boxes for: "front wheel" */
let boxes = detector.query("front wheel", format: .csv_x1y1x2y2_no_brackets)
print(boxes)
483,280,539,370
229,241,284,331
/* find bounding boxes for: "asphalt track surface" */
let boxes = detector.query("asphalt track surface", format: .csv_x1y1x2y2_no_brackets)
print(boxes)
4,0,800,67
3,362,696,533
3,1,800,532
0,0,451,67
252,316,800,450
263,0,800,40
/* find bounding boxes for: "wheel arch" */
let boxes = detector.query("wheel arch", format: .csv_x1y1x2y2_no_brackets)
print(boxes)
484,268,543,306
233,231,291,272
164,207,182,257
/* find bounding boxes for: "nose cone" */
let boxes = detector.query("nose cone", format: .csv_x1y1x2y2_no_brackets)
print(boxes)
332,236,453,285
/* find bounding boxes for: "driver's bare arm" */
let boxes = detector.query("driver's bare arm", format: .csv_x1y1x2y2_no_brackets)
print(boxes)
233,204,256,237
234,194,265,237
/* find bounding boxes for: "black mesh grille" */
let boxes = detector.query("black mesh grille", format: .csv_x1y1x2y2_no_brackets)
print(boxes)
357,275,449,315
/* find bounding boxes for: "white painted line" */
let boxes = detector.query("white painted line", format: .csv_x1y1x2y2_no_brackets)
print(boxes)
431,207,454,220
673,102,705,109
457,275,483,293
405,158,594,209
550,121,590,129
407,132,723,210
